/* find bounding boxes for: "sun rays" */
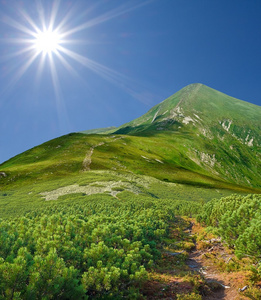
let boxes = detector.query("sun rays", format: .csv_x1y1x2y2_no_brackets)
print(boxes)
1,1,90,90
0,0,155,109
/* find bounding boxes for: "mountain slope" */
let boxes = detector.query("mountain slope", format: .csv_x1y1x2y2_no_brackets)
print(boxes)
0,84,260,195
116,83,261,188
116,83,261,139
80,126,116,135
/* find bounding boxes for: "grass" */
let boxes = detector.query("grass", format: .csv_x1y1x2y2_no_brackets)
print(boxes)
0,83,260,217
0,170,237,219
0,125,259,220
1,131,259,193
115,84,261,188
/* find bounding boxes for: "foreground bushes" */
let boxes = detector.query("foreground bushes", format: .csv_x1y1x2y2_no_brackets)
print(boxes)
0,197,200,299
197,194,261,277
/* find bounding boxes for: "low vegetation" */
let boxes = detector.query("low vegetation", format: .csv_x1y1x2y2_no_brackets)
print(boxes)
0,196,201,299
197,194,261,259
0,191,261,299
0,170,233,219
197,194,261,299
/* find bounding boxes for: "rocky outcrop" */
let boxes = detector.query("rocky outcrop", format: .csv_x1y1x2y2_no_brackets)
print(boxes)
0,172,7,178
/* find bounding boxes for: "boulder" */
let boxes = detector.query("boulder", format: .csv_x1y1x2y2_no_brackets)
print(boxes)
0,172,7,178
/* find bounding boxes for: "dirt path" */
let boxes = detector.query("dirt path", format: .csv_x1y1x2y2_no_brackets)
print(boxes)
82,142,105,171
82,136,124,171
187,222,249,300
142,218,251,300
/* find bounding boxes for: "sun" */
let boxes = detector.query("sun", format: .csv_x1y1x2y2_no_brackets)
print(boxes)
1,0,150,103
34,30,60,54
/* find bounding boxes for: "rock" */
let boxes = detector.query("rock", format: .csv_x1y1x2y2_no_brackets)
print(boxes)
239,285,248,292
198,267,207,275
0,172,7,178
209,237,222,243
226,257,232,263
207,279,230,290
165,250,185,256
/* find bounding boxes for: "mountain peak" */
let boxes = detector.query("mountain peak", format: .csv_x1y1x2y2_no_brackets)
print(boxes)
115,83,261,145
114,84,261,188
115,83,213,133
182,82,204,89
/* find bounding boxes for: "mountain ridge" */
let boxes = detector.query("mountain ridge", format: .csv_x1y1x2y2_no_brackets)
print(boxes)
115,83,261,136
0,83,260,193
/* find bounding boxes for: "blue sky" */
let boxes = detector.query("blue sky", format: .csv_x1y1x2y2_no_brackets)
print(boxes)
0,0,260,164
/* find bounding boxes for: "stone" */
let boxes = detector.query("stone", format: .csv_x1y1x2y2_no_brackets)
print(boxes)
0,172,7,178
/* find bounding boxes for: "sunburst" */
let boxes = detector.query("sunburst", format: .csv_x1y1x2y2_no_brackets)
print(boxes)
34,30,61,54
1,0,153,103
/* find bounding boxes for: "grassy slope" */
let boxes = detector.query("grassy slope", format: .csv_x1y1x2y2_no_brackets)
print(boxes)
80,126,116,135
116,83,261,134
115,84,261,188
0,133,258,219
0,84,260,218
0,169,236,219
0,132,257,192
2,83,260,191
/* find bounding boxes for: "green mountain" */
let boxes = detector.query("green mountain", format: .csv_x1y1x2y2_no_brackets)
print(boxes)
0,83,260,217
116,83,261,188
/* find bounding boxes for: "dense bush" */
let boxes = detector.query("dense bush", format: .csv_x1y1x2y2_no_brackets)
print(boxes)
0,197,200,299
197,193,261,281
197,194,261,259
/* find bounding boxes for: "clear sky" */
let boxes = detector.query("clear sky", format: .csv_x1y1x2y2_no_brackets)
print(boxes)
0,0,260,164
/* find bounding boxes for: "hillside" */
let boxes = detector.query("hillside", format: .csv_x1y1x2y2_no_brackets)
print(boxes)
1,84,260,194
116,83,261,188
